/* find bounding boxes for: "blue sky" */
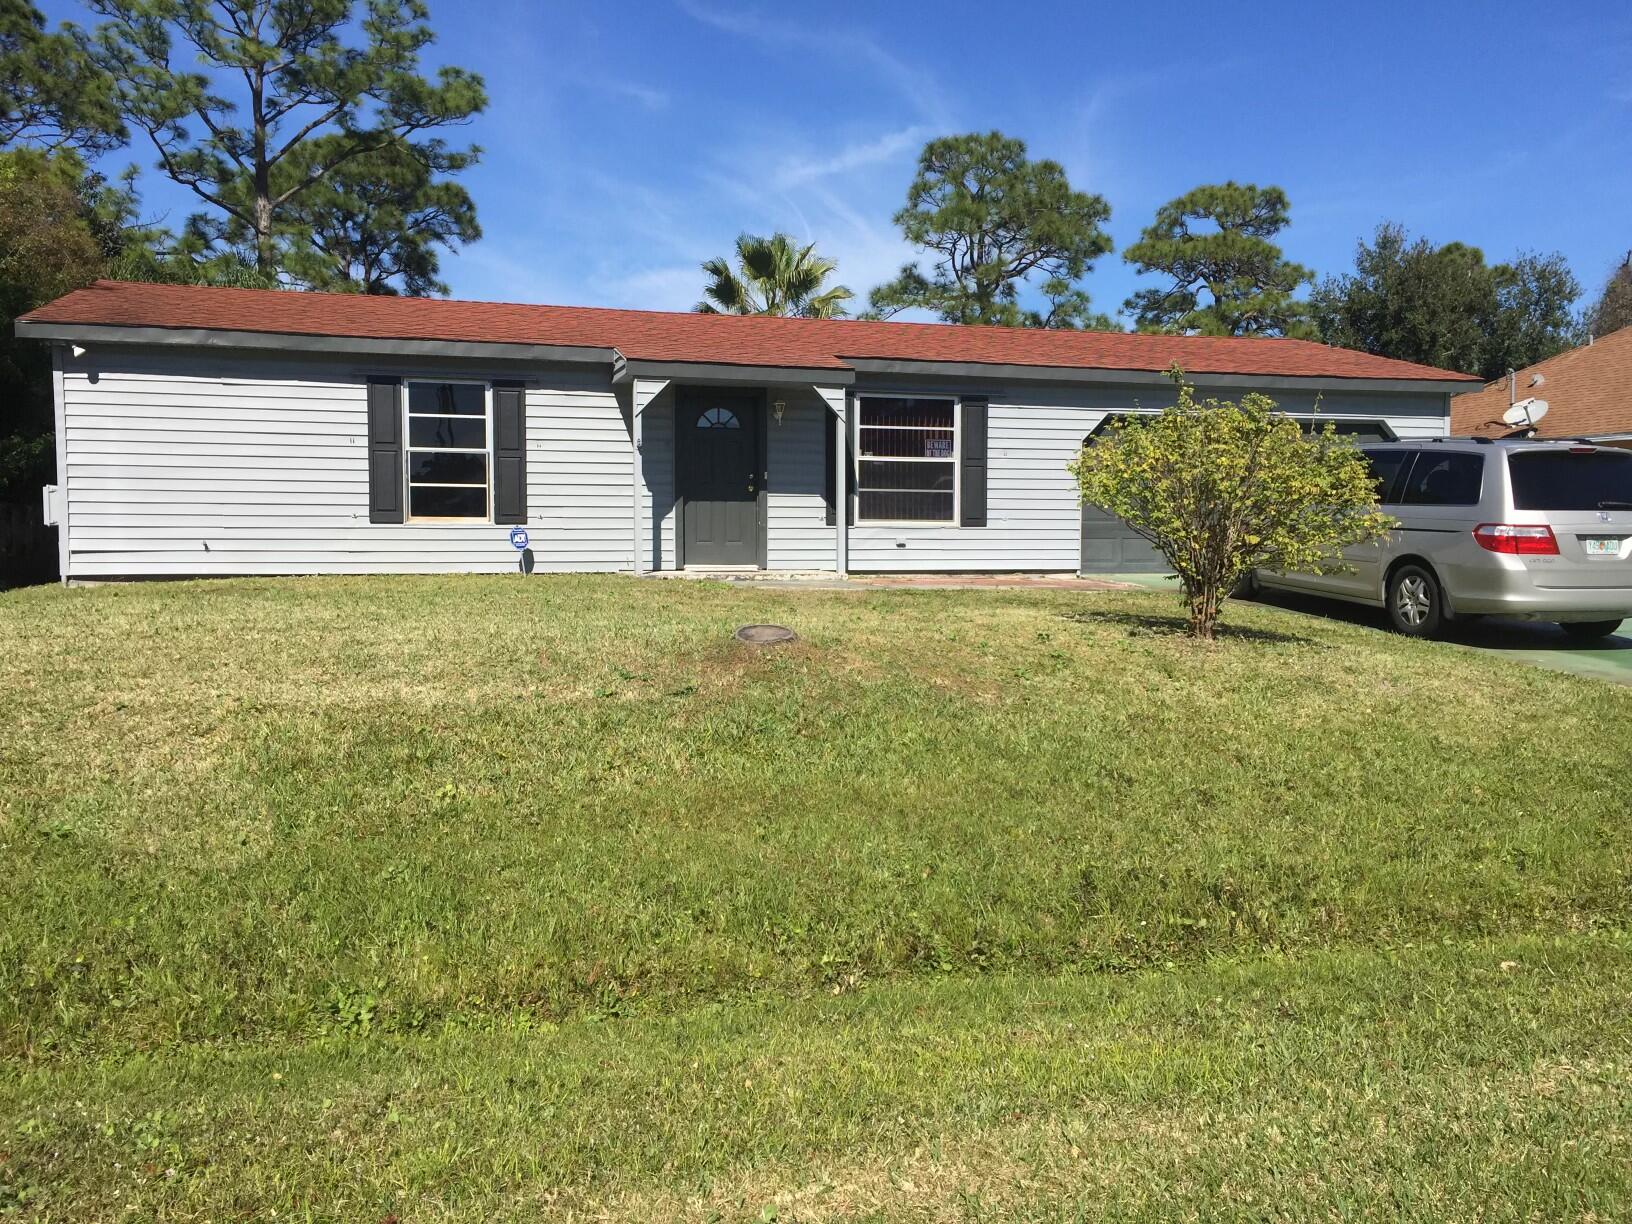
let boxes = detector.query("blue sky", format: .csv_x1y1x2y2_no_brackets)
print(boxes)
43,0,1632,322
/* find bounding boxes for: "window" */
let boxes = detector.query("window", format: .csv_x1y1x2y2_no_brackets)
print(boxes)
1298,419,1396,442
1508,449,1632,510
697,406,740,429
1360,448,1412,504
406,381,489,520
856,396,957,522
1398,451,1484,506
695,408,740,430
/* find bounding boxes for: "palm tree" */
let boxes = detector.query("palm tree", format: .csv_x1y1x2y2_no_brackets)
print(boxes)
695,232,854,318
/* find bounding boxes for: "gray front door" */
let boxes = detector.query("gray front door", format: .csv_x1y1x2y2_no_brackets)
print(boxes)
678,388,763,567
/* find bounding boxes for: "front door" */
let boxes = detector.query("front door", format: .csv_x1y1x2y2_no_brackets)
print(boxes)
677,387,763,567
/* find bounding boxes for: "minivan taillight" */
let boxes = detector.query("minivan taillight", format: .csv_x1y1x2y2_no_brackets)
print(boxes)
1473,523,1560,555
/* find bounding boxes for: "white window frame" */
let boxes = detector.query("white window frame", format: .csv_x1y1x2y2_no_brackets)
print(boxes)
853,394,961,526
404,378,493,523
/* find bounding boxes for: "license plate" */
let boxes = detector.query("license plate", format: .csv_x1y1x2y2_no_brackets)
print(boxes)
1581,536,1625,556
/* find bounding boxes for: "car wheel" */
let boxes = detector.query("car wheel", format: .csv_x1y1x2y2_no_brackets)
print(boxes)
1559,619,1623,643
1387,564,1443,638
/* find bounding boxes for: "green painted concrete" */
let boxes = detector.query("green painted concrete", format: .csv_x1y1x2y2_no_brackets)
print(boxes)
1459,617,1632,684
1103,571,1185,592
1094,572,1632,686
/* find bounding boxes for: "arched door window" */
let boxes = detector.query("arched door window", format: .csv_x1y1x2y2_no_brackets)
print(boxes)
697,406,740,429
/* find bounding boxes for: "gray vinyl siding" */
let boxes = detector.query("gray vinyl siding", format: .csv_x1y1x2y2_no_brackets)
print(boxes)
767,388,832,570
635,384,676,571
54,344,1451,580
60,347,632,578
844,378,1450,573
532,374,634,571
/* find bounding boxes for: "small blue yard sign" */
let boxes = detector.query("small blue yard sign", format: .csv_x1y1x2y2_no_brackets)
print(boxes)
508,527,530,551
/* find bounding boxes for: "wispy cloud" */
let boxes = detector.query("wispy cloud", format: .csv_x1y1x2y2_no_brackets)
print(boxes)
577,76,671,111
799,184,920,304
1059,68,1194,204
1293,147,1532,233
575,168,708,254
676,0,953,126
453,239,585,306
689,118,928,310
770,125,931,190
601,263,707,312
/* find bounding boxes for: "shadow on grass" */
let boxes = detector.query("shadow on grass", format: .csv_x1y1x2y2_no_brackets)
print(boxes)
1061,609,1319,647
1245,587,1632,655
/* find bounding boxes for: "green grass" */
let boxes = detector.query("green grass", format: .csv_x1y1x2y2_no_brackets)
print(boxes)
2,575,1630,1218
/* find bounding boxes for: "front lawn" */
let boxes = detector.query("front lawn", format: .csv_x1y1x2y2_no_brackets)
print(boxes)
2,576,1629,1218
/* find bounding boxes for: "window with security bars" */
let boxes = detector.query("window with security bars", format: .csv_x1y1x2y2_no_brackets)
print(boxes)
855,396,957,522
406,381,490,519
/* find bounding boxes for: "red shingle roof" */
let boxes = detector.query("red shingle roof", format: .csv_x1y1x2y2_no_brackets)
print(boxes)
21,280,1480,383
1450,325,1632,438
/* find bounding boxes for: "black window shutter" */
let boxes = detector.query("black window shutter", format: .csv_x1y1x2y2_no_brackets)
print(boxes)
960,396,988,526
367,377,403,523
824,407,837,526
492,381,527,524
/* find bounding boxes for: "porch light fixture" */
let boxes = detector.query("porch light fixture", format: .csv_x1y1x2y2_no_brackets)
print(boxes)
772,398,786,425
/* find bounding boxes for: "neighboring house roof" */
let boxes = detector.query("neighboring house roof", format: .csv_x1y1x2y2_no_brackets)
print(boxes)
1451,325,1632,438
20,279,1481,384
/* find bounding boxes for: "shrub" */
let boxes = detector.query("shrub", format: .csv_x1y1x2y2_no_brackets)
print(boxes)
1070,368,1394,639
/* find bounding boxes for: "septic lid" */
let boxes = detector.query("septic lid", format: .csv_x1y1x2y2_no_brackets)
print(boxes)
735,623,798,645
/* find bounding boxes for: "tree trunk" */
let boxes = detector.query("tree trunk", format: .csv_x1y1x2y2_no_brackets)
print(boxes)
252,65,272,274
1187,581,1221,640
253,188,273,273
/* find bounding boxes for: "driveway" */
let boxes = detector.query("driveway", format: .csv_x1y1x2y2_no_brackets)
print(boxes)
1108,572,1632,685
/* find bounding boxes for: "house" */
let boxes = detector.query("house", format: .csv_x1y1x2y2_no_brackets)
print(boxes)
1450,325,1632,445
18,280,1478,582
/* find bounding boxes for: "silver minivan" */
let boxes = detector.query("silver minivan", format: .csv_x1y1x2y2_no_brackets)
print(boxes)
1255,439,1632,639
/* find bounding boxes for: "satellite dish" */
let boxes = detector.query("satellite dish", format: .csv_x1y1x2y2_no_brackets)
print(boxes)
1502,397,1550,426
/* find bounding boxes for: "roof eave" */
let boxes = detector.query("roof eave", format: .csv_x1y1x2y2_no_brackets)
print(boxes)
611,354,855,386
13,319,615,365
842,357,1476,393
13,316,1476,391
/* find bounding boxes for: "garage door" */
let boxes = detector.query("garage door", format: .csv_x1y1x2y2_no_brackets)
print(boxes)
1079,506,1166,573
1076,416,1398,575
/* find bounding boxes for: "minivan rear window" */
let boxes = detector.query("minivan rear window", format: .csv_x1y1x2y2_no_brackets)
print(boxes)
1508,450,1632,511
1398,452,1484,506
1361,448,1411,503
